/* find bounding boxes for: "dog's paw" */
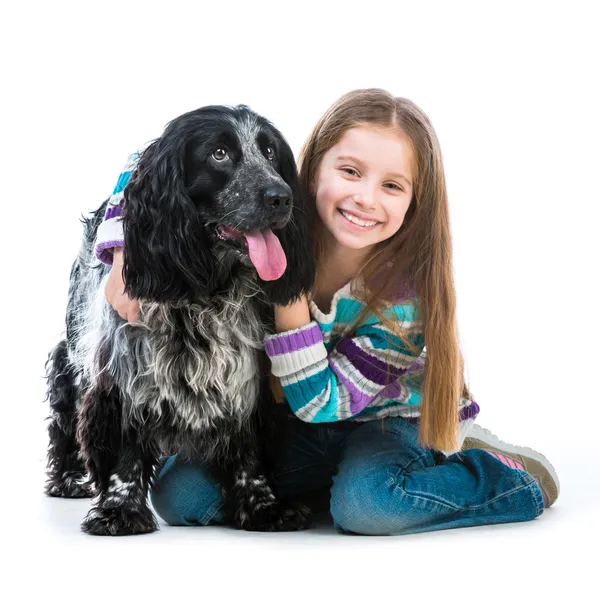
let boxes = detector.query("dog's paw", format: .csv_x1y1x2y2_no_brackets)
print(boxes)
235,500,312,532
45,473,95,498
81,505,158,536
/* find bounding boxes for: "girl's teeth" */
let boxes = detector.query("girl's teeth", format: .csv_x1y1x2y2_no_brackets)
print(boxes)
340,210,379,228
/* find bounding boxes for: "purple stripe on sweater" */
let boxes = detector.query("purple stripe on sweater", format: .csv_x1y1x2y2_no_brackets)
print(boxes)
329,360,376,415
105,205,123,220
403,400,481,425
459,400,480,421
379,378,402,398
337,336,410,386
264,323,322,357
95,240,124,265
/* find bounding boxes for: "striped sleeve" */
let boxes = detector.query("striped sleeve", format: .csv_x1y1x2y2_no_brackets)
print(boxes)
95,150,143,265
264,303,425,423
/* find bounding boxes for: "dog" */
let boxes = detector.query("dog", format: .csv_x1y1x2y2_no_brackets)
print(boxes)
44,105,315,535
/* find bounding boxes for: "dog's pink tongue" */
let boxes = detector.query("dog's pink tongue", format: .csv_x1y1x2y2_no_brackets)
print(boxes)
243,228,287,281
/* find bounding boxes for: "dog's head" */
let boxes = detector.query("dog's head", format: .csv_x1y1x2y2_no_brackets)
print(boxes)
122,105,315,305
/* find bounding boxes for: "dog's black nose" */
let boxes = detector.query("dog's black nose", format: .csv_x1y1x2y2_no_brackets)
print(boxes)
263,186,291,210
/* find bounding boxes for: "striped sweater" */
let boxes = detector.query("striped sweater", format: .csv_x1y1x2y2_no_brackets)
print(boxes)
94,150,480,444
264,280,480,435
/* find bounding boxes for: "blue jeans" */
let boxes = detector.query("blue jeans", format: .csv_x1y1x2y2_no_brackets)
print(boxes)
150,409,544,535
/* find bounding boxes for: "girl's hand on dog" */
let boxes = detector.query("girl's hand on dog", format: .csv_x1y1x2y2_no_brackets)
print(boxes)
105,248,140,322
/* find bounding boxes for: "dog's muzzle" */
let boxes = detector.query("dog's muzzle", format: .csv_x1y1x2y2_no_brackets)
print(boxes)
217,184,293,282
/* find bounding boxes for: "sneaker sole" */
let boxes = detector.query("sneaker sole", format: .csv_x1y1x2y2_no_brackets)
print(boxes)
462,424,560,507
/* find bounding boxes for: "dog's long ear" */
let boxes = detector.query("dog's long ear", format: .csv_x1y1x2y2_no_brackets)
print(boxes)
260,140,316,305
122,140,217,302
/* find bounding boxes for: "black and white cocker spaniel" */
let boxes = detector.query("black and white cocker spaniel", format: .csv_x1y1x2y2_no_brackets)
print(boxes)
44,105,315,535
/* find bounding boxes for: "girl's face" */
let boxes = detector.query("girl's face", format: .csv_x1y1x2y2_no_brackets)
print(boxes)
314,125,414,256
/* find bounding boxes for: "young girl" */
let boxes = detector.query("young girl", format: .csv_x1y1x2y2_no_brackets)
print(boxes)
97,89,559,535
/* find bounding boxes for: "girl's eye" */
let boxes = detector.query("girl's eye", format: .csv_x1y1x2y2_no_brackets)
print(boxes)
212,147,229,161
341,167,359,176
266,146,275,161
385,182,404,192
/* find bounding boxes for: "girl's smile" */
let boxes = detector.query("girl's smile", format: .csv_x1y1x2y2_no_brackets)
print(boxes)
337,207,382,229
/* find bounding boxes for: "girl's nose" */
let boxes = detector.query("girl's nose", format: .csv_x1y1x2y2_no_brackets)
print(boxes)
352,192,376,209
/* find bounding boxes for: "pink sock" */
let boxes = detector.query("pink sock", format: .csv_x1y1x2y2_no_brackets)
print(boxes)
486,451,524,471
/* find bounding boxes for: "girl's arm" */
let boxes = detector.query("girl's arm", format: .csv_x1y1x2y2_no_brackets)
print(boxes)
95,150,142,265
95,150,144,321
266,297,424,422
104,247,140,322
273,295,312,332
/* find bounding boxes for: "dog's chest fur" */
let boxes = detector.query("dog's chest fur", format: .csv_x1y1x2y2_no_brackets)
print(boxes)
138,286,265,430
74,271,266,437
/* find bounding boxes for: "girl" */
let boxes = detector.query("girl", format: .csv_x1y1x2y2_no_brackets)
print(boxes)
97,89,559,535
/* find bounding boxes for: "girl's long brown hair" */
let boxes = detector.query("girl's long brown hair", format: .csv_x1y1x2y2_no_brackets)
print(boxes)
298,88,472,452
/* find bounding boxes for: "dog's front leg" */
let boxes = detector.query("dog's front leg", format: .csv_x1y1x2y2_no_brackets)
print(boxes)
220,437,312,532
77,386,159,536
82,439,159,536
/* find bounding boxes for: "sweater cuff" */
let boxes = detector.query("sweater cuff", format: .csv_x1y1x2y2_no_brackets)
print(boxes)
95,217,124,265
264,322,327,378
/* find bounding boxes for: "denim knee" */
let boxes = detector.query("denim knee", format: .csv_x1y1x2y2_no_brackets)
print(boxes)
330,454,544,536
150,455,226,526
330,467,407,535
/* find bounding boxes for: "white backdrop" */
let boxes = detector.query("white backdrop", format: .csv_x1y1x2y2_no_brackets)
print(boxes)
2,0,598,597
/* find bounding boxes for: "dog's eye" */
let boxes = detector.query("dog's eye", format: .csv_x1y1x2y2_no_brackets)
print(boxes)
266,146,275,161
212,147,229,162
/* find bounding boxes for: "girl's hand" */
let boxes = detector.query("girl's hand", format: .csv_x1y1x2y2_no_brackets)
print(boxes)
274,294,311,333
105,248,141,322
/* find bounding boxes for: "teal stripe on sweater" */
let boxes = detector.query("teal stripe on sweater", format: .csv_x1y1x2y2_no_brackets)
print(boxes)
334,298,364,324
318,321,335,334
333,298,419,325
315,299,418,341
113,170,133,195
312,379,340,422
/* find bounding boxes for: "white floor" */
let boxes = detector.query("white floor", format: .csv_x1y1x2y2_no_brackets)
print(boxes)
6,444,598,600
